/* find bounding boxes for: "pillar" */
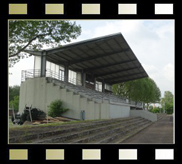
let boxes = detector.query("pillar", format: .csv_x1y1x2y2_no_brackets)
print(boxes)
102,81,105,93
94,78,96,90
41,51,46,77
81,71,86,87
76,72,82,85
64,64,69,82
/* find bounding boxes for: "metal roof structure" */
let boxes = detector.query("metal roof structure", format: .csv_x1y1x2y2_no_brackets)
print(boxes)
25,33,148,85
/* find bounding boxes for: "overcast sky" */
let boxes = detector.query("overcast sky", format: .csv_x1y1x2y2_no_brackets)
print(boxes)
9,20,174,98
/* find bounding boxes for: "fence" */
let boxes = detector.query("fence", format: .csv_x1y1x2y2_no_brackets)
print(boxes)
21,69,143,107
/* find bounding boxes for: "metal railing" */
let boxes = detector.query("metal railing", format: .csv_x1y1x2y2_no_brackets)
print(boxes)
21,69,82,85
21,69,41,82
21,69,143,107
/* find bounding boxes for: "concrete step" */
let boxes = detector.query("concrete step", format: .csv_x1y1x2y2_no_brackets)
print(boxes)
33,117,142,143
11,117,137,143
64,118,145,143
117,121,153,143
104,120,152,143
157,113,167,120
9,117,133,143
87,119,151,144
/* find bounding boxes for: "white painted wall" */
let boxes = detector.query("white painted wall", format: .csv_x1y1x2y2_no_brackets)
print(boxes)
109,104,130,118
19,78,156,121
130,110,157,122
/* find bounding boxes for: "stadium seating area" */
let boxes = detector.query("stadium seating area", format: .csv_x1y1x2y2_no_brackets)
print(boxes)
48,77,142,107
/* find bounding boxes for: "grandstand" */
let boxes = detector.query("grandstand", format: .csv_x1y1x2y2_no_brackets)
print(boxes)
19,33,157,121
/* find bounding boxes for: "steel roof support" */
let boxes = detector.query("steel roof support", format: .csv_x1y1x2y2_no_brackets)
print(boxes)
95,66,142,77
84,59,137,73
41,51,46,77
69,48,130,65
81,71,86,87
104,72,144,82
64,64,69,82
102,80,105,93
109,75,148,85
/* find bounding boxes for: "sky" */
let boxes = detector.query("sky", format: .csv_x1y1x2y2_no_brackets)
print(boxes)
9,20,174,98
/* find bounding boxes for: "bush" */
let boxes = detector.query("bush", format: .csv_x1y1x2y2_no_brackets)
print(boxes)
48,100,69,117
149,107,163,113
151,107,160,113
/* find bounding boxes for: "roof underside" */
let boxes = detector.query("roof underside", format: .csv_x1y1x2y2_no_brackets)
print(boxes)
25,33,148,85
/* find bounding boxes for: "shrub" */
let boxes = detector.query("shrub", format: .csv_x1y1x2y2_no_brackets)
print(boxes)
151,107,160,113
48,100,69,117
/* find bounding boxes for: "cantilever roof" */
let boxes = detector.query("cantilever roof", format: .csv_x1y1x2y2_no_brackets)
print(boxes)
25,33,148,85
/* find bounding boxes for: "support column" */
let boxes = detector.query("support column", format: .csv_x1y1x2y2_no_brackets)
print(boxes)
102,80,105,93
81,71,86,87
41,51,46,77
94,78,96,90
64,64,69,82
76,72,82,85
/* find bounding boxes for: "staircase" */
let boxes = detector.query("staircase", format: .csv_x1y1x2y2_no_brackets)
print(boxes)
9,117,152,143
157,113,167,120
48,77,140,105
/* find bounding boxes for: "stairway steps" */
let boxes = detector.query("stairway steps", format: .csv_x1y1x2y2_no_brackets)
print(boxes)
10,117,153,144
90,120,151,143
114,122,152,143
68,119,147,143
10,117,136,143
27,117,138,143
34,118,143,143
157,113,167,120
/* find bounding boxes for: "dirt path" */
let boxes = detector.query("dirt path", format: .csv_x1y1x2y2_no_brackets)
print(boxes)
121,115,173,144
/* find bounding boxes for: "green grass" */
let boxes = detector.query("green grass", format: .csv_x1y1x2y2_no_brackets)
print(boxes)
9,116,14,127
9,119,105,130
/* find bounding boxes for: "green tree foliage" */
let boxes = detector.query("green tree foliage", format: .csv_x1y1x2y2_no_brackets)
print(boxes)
161,91,174,114
9,96,19,111
9,85,20,111
9,85,20,101
165,103,173,114
9,20,82,67
149,107,163,113
112,77,161,109
48,100,69,117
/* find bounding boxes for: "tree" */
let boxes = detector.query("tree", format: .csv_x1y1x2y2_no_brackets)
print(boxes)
9,95,19,111
161,91,174,114
112,77,161,110
9,20,82,67
9,85,20,102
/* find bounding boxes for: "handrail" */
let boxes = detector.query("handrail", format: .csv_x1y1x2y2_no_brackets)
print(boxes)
21,69,143,107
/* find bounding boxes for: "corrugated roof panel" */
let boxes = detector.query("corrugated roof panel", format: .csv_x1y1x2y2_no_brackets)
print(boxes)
25,33,148,84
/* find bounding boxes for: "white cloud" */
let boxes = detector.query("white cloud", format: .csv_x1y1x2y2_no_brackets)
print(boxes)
9,56,34,86
162,63,174,82
142,63,174,97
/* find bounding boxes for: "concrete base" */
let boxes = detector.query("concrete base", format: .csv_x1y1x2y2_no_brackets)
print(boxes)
19,78,155,121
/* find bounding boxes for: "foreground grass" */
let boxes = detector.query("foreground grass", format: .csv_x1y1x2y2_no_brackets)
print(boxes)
9,119,103,130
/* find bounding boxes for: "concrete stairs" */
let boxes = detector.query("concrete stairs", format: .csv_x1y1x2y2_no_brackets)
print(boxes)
9,117,152,143
157,113,167,120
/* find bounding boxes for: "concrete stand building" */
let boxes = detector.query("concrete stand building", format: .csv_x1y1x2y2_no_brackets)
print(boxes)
19,33,157,122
